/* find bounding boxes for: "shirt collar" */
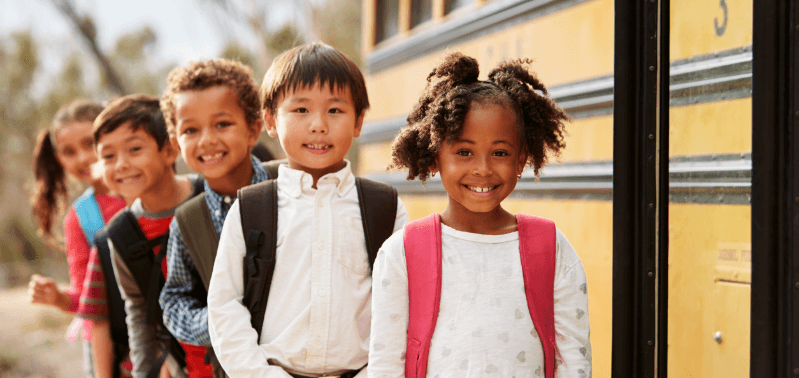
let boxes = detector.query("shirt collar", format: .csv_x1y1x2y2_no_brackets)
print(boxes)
203,155,270,206
277,160,355,199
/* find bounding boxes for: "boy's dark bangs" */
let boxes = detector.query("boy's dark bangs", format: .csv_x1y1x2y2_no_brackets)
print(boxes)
279,52,355,100
95,101,168,150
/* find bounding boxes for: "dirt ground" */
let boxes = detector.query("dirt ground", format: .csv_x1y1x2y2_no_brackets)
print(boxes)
0,286,84,378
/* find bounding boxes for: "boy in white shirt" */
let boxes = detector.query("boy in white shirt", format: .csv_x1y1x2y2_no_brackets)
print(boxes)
207,42,409,378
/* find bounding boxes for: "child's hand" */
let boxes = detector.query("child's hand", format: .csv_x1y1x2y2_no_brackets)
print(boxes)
29,274,60,306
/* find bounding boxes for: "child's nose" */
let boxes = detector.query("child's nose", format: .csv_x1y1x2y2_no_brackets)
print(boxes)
473,157,493,176
309,114,328,134
199,128,219,146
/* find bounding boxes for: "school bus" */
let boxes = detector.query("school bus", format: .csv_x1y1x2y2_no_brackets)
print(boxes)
354,0,789,377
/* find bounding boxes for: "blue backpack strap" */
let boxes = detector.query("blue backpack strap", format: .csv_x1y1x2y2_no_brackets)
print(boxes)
73,188,105,247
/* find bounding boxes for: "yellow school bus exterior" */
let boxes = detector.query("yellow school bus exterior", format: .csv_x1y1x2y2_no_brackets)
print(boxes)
358,0,752,377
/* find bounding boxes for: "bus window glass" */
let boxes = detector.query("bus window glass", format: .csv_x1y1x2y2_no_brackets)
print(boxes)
375,0,400,44
668,1,752,376
444,0,471,15
411,0,433,28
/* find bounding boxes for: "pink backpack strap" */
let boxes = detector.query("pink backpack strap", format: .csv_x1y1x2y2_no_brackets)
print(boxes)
516,214,557,378
403,214,442,378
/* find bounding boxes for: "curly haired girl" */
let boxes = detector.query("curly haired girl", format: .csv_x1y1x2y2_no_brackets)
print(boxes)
369,53,592,378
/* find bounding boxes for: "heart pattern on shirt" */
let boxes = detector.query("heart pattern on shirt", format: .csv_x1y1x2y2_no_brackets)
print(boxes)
442,347,451,357
486,364,499,374
580,347,587,357
535,365,542,376
460,359,469,370
516,351,526,362
389,314,400,323
515,309,523,319
382,279,391,289
531,329,539,338
579,282,587,294
472,327,483,337
578,369,587,378
498,332,509,343
576,308,585,319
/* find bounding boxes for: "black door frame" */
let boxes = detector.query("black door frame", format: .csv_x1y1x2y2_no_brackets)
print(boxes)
751,1,799,377
612,0,669,377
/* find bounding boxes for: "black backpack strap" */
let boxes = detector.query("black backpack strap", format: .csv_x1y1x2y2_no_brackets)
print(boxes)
106,209,169,325
238,179,279,341
175,193,219,290
355,177,399,270
94,228,129,378
262,159,286,180
192,174,206,196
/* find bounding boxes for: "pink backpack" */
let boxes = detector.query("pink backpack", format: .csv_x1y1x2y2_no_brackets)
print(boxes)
403,213,557,378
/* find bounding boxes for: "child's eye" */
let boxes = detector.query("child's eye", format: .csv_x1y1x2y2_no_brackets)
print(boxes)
102,153,114,160
328,108,343,114
456,149,472,157
294,107,309,113
216,121,232,128
129,146,142,153
61,148,76,157
494,150,509,157
182,127,197,135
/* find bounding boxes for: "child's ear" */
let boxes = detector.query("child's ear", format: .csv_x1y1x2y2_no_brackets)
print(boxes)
353,113,365,138
246,121,262,149
263,110,278,138
517,152,528,176
162,140,180,166
169,136,181,153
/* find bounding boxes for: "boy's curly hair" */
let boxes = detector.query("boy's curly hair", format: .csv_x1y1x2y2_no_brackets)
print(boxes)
160,59,262,136
390,52,569,181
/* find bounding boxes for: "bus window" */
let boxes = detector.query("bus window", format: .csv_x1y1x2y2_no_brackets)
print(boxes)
411,0,433,28
375,0,400,44
444,0,471,15
668,0,752,377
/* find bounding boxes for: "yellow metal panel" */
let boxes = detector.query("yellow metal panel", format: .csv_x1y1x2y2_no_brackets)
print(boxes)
668,203,750,378
359,142,394,174
671,0,752,61
669,98,752,157
400,196,613,377
364,0,614,122
559,115,613,163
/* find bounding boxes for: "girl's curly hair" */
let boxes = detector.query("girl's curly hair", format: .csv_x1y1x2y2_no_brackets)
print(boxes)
161,59,262,136
390,52,569,181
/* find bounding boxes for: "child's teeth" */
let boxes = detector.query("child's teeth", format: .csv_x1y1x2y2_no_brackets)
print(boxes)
202,152,223,161
308,144,326,149
469,186,492,193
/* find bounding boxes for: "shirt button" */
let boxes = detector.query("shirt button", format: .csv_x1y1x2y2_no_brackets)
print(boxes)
223,196,232,204
215,210,221,217
318,289,325,297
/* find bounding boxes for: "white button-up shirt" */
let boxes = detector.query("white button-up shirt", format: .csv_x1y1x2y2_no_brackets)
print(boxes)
208,162,408,377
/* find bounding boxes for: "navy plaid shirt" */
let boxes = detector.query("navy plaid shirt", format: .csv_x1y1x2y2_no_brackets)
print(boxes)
160,156,270,346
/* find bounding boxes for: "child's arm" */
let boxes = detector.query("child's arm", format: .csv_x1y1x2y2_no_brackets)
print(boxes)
110,241,163,378
207,201,292,378
63,208,91,312
553,230,592,378
159,218,210,346
368,232,409,378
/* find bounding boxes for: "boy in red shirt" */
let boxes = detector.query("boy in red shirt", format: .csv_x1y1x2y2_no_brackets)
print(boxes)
92,94,203,378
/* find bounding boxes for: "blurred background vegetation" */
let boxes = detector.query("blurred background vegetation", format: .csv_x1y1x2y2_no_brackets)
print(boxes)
0,0,361,289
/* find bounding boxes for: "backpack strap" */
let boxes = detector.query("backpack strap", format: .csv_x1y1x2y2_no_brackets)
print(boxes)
354,177,398,270
263,159,285,179
94,228,129,378
74,188,104,247
175,193,219,290
402,214,442,378
238,179,279,341
516,214,557,378
106,209,169,325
